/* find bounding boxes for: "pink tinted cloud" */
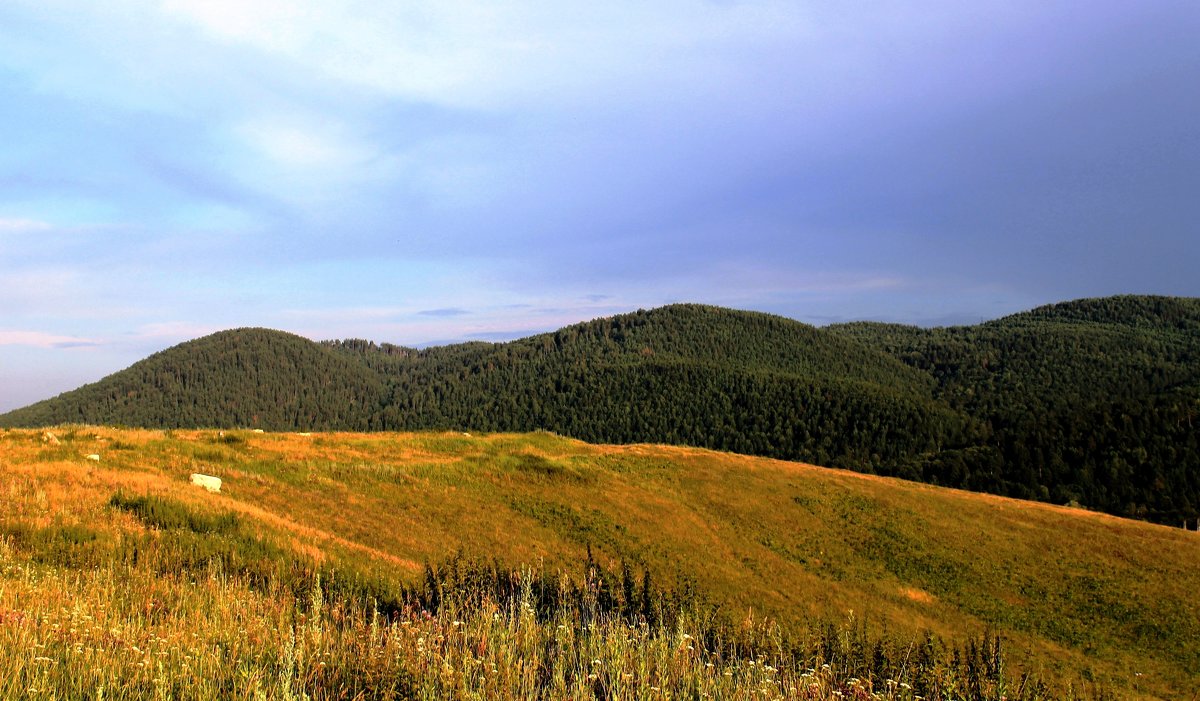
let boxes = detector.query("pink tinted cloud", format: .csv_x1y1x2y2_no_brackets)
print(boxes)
0,330,101,348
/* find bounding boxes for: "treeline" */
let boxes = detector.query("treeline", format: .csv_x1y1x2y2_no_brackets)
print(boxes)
372,360,974,470
830,295,1200,523
2,296,1197,525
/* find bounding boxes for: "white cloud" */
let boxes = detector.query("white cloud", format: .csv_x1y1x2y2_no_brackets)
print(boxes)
0,330,100,348
157,0,806,109
237,119,370,169
0,218,52,234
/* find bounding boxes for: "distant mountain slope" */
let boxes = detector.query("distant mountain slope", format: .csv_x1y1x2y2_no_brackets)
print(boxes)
328,303,936,392
1013,294,1200,330
0,329,386,430
828,295,1200,522
2,296,1198,525
328,305,967,467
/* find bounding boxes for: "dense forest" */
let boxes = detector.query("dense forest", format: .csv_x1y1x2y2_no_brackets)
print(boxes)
3,295,1197,525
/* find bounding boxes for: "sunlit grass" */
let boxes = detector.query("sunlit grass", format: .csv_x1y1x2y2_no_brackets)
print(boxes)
0,425,1196,699
0,537,1074,701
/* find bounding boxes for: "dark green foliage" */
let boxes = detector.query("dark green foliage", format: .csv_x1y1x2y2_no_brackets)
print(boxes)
109,491,240,535
831,295,1200,525
0,521,104,568
0,328,386,431
3,296,1198,526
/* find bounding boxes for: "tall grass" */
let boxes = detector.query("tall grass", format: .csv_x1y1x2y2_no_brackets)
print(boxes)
0,518,1084,700
2,427,1185,698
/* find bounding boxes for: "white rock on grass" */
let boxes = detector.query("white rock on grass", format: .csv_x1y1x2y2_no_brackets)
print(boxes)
84,454,100,461
190,473,222,493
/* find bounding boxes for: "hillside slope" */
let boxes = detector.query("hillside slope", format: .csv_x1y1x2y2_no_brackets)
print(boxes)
0,328,387,431
3,306,969,472
2,296,1198,525
345,305,968,468
828,295,1200,522
1,427,1196,698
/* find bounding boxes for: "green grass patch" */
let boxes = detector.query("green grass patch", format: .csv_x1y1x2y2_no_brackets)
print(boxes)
109,492,240,535
0,520,107,568
509,496,628,553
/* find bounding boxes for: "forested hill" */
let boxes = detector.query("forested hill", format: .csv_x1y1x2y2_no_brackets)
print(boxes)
2,296,1198,525
827,295,1200,523
324,304,968,468
1,329,388,431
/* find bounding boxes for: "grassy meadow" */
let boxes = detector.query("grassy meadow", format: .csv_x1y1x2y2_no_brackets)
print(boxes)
0,426,1197,699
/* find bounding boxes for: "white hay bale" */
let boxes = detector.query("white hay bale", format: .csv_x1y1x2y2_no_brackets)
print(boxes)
190,473,222,493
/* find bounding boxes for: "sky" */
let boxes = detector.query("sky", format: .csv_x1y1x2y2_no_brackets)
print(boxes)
1,1,1198,412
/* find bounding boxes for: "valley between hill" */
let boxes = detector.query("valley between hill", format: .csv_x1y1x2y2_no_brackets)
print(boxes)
1,427,1196,698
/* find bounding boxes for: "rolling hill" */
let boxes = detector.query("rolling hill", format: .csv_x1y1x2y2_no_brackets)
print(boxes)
2,296,1198,526
0,427,1196,698
828,295,1200,522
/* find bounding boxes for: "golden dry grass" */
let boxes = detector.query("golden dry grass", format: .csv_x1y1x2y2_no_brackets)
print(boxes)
1,425,1197,699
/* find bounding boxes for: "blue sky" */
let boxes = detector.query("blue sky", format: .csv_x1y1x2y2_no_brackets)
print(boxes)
1,1,1198,411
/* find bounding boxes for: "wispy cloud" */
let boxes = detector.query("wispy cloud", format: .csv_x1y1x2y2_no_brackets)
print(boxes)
237,119,371,170
156,0,805,108
0,330,100,348
0,0,1195,409
0,217,52,233
417,307,471,317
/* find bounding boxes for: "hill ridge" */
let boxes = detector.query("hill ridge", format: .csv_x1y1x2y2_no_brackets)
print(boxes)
3,295,1198,526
